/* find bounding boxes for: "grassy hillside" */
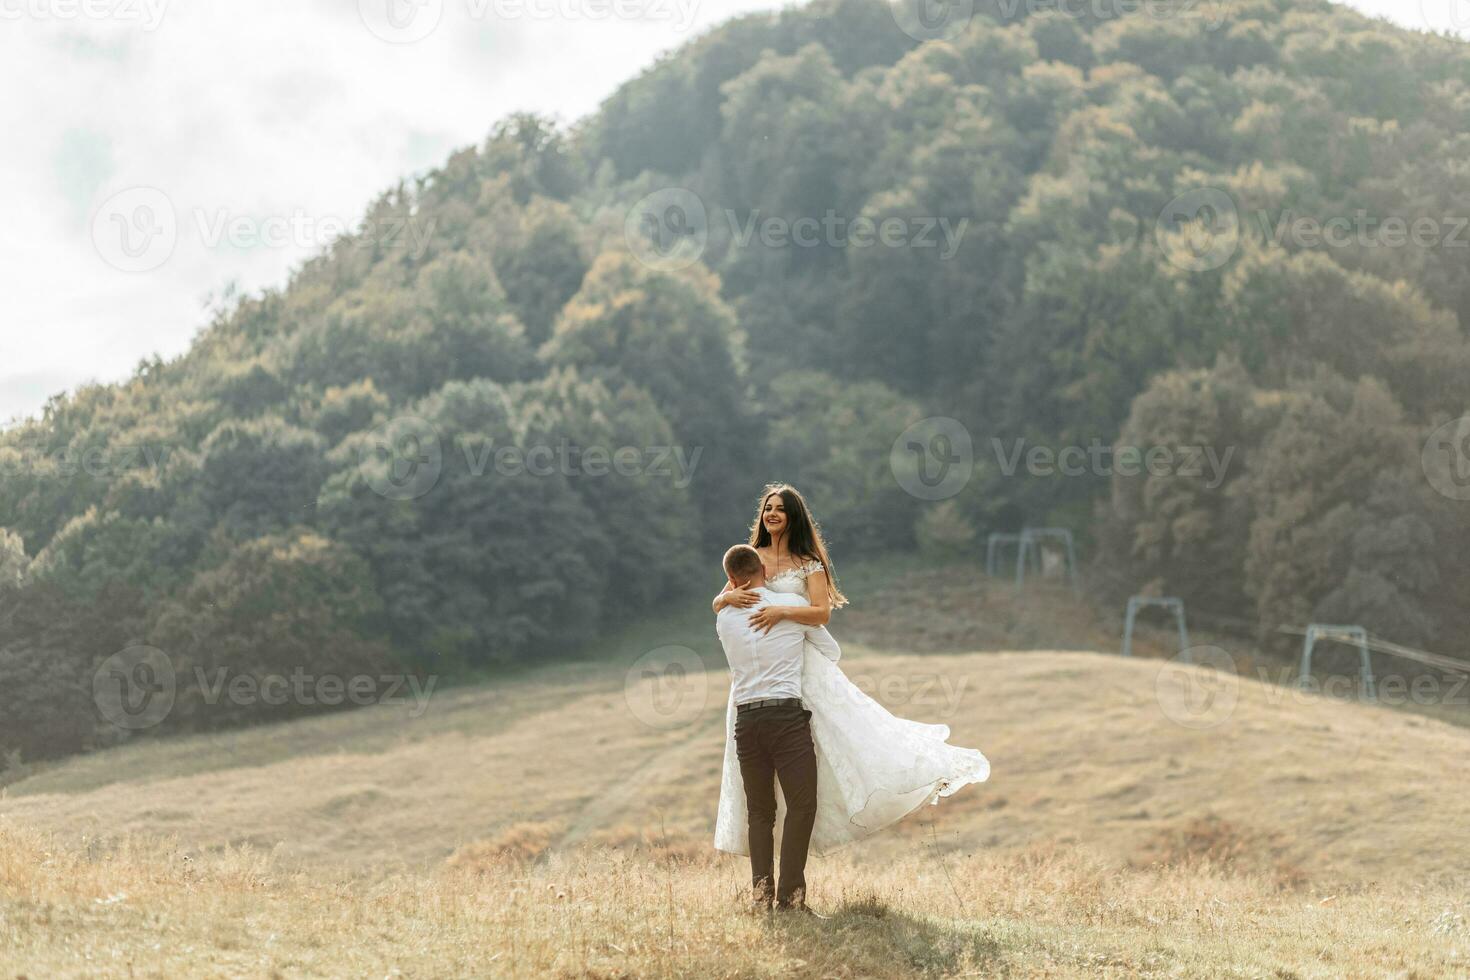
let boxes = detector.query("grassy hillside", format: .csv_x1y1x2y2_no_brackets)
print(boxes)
5,636,1470,976
5,567,1470,976
7,638,1470,885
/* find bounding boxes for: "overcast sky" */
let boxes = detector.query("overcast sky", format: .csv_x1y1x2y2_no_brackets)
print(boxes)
1,0,1463,427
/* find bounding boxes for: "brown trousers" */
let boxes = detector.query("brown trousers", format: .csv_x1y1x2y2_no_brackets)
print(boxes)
733,702,818,906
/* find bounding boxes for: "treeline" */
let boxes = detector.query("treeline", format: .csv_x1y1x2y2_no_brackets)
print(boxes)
4,0,1470,762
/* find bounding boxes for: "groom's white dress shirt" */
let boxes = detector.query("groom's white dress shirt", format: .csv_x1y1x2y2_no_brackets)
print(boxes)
716,587,842,705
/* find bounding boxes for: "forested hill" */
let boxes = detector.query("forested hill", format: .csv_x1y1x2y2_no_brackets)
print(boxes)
4,0,1470,761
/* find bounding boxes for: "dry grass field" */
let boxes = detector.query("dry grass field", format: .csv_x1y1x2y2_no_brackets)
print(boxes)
3,572,1470,977
6,821,1469,979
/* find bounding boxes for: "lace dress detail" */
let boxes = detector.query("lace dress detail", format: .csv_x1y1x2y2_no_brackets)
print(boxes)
765,559,824,598
714,562,990,855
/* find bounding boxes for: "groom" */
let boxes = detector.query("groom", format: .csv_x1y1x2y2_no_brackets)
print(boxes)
715,544,839,915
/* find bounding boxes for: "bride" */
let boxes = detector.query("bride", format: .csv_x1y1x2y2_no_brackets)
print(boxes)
712,484,990,856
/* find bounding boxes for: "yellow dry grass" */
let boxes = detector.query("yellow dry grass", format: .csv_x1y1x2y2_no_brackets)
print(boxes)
4,577,1470,976
6,647,1469,888
3,821,1468,979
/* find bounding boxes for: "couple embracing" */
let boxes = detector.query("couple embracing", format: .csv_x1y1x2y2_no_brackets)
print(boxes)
712,484,990,914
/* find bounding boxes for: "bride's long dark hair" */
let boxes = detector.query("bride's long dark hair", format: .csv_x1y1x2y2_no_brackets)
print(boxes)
747,483,848,608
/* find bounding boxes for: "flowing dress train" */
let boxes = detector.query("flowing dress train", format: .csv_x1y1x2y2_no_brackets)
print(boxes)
714,562,989,855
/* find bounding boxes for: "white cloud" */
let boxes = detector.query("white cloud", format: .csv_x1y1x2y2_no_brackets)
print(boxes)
1353,0,1469,37
0,0,1460,426
0,0,787,425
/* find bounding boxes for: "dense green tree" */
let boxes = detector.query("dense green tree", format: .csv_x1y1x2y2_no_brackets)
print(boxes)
1101,357,1258,615
761,370,923,553
1311,471,1441,648
718,44,855,220
198,417,327,537
0,528,28,588
29,509,189,599
480,113,583,205
541,252,761,546
1222,245,1467,418
511,368,702,614
317,379,608,667
493,199,589,347
0,575,148,762
1236,372,1425,645
306,379,392,446
212,360,289,418
1027,12,1094,70
149,530,394,730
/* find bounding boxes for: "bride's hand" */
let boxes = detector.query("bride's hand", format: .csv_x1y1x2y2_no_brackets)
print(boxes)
720,587,760,611
749,605,787,634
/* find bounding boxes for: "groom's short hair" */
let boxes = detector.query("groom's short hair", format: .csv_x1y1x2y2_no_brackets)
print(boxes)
723,544,763,584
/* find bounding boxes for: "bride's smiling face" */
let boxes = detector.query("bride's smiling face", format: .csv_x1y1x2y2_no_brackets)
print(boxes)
761,494,788,537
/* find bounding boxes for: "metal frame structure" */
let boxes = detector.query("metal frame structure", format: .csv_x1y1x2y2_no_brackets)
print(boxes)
1013,527,1079,594
1298,624,1377,702
1120,596,1190,658
985,532,1023,578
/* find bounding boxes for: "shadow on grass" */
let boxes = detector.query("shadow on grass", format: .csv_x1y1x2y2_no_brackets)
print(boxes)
763,895,1009,977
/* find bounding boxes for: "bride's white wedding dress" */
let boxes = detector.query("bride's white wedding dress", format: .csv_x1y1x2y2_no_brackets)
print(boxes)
714,562,990,856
